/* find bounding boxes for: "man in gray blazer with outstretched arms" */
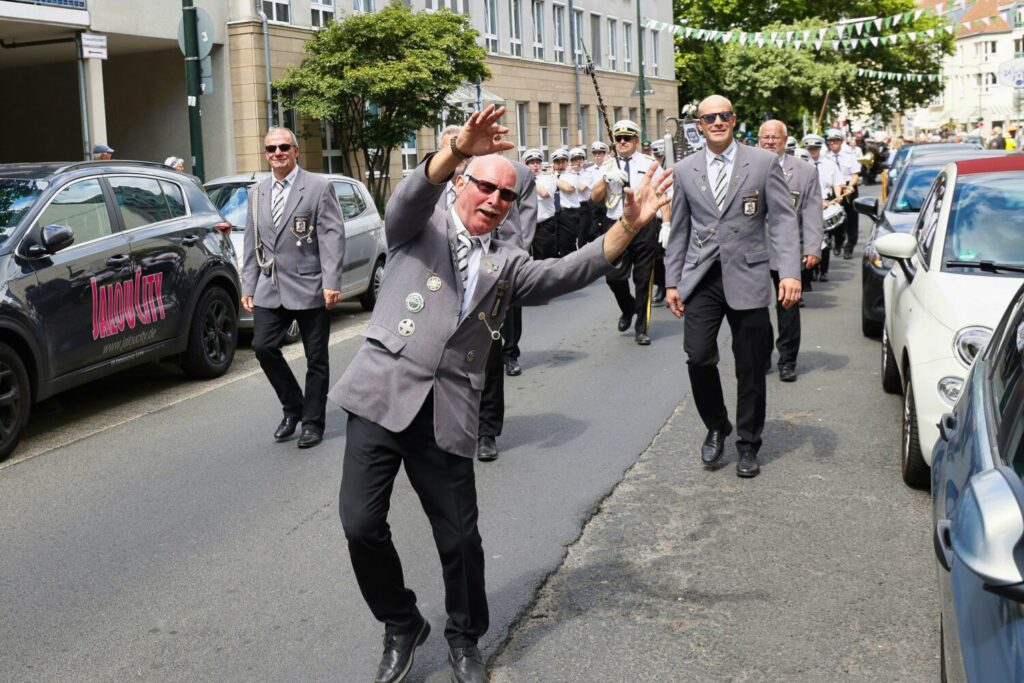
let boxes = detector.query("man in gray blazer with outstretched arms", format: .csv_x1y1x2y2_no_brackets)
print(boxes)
241,126,345,449
330,105,671,683
664,95,801,479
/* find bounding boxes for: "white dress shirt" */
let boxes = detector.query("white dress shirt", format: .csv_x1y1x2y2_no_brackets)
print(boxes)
450,209,491,319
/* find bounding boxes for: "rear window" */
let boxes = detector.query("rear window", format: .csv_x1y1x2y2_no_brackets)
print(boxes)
942,172,1024,273
0,179,44,240
109,176,180,229
208,184,251,228
891,167,940,213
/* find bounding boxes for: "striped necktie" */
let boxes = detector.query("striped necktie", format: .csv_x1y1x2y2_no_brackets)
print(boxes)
711,155,728,212
455,230,474,287
272,179,286,226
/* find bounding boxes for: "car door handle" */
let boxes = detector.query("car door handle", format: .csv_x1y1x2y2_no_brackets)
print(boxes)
935,519,953,572
105,254,131,267
181,235,199,246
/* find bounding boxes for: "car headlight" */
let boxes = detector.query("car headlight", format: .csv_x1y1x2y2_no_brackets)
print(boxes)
938,376,964,405
953,326,992,368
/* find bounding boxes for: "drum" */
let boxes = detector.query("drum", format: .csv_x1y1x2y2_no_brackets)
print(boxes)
822,203,846,233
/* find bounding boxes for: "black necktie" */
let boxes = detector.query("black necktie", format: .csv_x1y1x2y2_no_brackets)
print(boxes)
554,174,561,211
622,158,631,187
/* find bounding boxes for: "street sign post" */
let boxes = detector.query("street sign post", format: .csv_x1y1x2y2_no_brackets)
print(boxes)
997,58,1024,89
80,33,107,60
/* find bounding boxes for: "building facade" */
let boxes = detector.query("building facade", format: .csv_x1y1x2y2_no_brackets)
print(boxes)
1,0,678,196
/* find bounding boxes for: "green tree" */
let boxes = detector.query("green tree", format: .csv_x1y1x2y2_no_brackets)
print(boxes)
275,3,488,209
672,0,953,129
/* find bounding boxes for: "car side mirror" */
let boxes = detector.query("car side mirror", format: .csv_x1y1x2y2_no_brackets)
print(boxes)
875,232,917,260
23,223,75,257
853,197,879,220
950,467,1024,602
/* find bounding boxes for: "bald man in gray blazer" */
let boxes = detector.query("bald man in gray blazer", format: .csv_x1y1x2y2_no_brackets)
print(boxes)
665,96,801,478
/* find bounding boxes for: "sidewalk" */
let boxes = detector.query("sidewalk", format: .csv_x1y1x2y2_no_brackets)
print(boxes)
489,253,937,682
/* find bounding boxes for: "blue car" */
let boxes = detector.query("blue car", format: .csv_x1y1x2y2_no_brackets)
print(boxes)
932,280,1024,682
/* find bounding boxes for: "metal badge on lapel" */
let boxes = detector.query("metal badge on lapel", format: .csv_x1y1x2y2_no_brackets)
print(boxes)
398,319,416,336
291,215,314,246
790,190,800,208
405,292,424,313
490,280,509,318
742,194,759,216
426,274,443,292
485,259,499,274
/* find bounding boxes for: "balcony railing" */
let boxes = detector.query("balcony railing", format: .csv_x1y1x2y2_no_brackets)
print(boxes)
5,0,88,9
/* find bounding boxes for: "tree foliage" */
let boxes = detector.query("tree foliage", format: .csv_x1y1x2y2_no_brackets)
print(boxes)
673,0,954,131
275,3,488,208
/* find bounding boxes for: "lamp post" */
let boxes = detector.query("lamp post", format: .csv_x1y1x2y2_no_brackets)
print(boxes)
636,0,646,140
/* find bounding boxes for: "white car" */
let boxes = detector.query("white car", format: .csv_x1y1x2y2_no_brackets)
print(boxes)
205,172,387,342
876,155,1024,488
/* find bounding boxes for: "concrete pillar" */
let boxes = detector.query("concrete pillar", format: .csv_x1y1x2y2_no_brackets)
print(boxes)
83,56,108,153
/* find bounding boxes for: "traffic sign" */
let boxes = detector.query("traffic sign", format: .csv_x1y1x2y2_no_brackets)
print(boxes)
997,58,1024,89
177,7,215,59
81,33,107,60
630,78,655,97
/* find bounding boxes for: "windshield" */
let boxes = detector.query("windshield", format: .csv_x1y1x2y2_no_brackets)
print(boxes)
889,148,912,177
207,184,251,227
890,166,940,213
0,179,44,240
942,172,1024,275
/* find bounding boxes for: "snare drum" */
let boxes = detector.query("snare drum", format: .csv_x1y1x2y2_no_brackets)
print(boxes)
822,203,846,233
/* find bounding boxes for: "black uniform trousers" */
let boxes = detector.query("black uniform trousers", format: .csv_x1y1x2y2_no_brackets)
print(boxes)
534,211,579,260
839,186,860,253
769,269,800,368
606,217,659,334
683,262,771,454
252,305,330,433
502,305,523,362
478,334,505,438
340,395,487,648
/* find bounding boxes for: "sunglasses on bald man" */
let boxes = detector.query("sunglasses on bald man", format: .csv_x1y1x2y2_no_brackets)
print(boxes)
466,175,519,202
699,111,735,125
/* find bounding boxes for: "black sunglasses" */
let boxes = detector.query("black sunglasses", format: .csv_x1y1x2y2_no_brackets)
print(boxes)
265,143,293,153
466,175,519,202
614,135,637,143
699,111,735,125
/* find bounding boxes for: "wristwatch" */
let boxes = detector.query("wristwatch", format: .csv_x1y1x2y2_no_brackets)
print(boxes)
450,137,470,160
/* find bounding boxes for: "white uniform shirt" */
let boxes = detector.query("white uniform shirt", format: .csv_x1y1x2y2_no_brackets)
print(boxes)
536,173,557,222
576,165,595,201
826,147,859,183
811,156,842,198
555,171,581,209
605,153,658,220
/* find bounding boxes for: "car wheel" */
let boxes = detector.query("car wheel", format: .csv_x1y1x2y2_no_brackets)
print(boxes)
0,342,31,461
359,257,385,311
284,319,301,345
881,328,902,394
901,373,930,489
862,313,882,338
182,287,237,379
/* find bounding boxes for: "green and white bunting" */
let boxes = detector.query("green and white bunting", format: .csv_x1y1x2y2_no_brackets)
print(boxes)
856,68,943,82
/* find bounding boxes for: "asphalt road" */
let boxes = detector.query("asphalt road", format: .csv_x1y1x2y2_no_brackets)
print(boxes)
1,182,935,682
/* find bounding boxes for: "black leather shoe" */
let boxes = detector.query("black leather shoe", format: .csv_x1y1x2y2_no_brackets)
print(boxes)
617,314,633,332
701,422,732,467
736,451,761,478
779,364,797,382
635,332,651,346
448,644,487,683
652,285,665,304
832,245,841,256
296,428,323,449
374,619,430,683
819,272,829,282
477,436,498,462
274,416,299,441
843,250,854,260
504,358,521,376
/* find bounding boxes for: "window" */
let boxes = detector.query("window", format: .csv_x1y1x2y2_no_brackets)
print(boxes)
655,109,664,137
607,19,617,70
580,104,590,145
559,103,570,146
160,181,186,218
311,0,333,27
109,177,171,230
352,0,373,11
596,108,604,142
975,40,997,61
977,72,997,93
271,89,296,131
1016,5,1024,27
263,0,290,22
651,29,659,76
509,0,523,56
427,0,463,10
623,22,632,73
1016,37,1024,56
484,0,499,52
36,179,113,245
572,9,584,65
401,132,418,175
516,102,529,151
914,173,946,266
589,14,602,67
332,181,368,219
629,107,637,123
538,102,550,157
640,27,647,74
322,119,344,174
613,106,622,124
532,0,544,59
553,4,565,63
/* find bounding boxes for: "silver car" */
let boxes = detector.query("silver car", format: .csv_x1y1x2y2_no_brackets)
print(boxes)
205,172,387,342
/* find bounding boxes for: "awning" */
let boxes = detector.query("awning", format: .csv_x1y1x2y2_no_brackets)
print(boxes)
445,84,505,111
913,108,950,129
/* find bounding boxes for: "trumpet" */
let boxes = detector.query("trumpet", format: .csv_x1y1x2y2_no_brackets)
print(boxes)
857,150,875,167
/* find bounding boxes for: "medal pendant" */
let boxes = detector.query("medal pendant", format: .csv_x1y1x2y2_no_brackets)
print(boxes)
296,239,302,247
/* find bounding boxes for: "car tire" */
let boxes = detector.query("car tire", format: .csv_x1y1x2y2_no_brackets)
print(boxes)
862,313,882,338
0,342,31,462
881,328,902,394
359,257,385,311
901,374,930,489
284,319,301,345
182,286,237,379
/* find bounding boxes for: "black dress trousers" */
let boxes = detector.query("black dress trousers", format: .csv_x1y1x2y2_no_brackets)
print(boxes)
769,269,801,367
682,262,771,454
606,217,659,333
478,335,505,438
501,304,523,362
533,217,558,260
340,396,488,648
252,305,331,433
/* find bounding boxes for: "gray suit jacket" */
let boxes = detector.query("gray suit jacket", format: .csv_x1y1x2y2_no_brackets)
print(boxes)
330,155,614,458
770,155,824,270
665,145,800,310
241,167,346,310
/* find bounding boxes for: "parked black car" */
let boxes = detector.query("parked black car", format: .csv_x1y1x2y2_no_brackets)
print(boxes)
0,161,240,459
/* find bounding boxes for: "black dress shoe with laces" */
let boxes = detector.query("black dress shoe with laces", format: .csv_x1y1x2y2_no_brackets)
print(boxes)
504,358,522,376
374,619,430,683
778,364,797,382
296,428,323,449
448,644,487,683
736,451,761,478
701,422,732,467
273,416,300,441
819,272,829,282
477,436,498,462
635,332,651,346
617,313,633,332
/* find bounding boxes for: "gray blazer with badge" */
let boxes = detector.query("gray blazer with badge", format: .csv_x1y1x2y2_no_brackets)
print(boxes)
241,167,346,310
770,155,824,270
665,144,800,311
330,155,614,458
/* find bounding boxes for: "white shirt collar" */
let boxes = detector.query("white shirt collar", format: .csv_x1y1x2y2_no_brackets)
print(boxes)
273,164,300,186
705,141,738,166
